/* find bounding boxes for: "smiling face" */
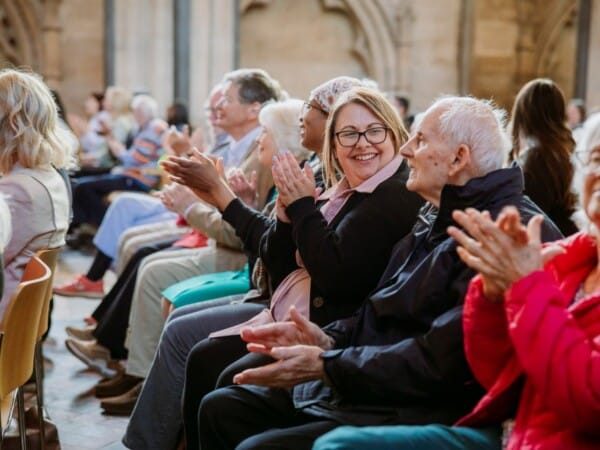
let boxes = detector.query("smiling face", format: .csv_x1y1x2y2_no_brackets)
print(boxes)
400,106,457,206
300,101,328,153
332,102,396,188
214,82,257,137
582,146,600,225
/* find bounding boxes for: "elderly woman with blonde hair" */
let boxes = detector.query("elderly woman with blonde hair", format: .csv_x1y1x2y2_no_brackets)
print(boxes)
0,68,74,320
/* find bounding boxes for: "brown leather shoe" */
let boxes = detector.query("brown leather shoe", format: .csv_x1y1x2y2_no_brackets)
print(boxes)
95,372,143,398
65,338,117,377
65,324,96,341
100,382,143,416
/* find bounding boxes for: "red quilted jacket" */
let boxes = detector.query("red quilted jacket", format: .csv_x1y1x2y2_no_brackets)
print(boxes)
457,232,600,449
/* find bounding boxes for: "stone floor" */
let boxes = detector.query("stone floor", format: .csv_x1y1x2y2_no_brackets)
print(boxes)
44,247,128,450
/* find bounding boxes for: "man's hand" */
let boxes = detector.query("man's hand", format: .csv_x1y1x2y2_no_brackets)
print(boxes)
163,125,192,156
240,306,334,352
233,345,325,387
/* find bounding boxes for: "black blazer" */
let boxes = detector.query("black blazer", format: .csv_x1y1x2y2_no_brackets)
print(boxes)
259,159,424,326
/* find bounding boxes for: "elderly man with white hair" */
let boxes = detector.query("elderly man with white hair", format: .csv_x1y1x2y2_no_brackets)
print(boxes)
69,94,168,232
198,96,564,450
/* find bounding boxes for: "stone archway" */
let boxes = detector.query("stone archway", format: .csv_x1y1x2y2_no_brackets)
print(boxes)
0,0,62,86
0,0,44,70
239,0,398,95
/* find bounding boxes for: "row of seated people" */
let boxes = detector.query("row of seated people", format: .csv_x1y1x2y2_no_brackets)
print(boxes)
48,69,600,449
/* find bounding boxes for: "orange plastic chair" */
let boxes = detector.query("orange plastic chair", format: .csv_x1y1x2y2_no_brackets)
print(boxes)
0,256,51,449
32,247,60,450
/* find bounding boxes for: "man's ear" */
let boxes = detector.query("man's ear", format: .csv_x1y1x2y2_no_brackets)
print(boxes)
448,144,471,177
248,102,261,120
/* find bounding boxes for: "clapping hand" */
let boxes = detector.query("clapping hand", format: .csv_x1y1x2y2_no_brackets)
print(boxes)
448,206,564,301
163,125,192,156
272,152,318,207
227,169,258,208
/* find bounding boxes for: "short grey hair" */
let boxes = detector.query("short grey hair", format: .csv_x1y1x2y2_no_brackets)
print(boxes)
259,99,311,161
131,94,159,120
430,96,510,175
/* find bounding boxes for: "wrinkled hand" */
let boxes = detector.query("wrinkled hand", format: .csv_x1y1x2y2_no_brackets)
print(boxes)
228,169,257,208
272,152,317,206
189,127,206,153
240,306,333,353
157,183,199,214
163,125,192,156
160,150,220,191
233,344,324,387
448,206,564,301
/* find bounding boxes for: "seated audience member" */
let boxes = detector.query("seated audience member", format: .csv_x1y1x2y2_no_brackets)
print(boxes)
197,96,563,450
69,94,167,233
509,78,578,236
0,68,74,320
161,98,312,313
326,154,600,450
124,77,419,448
0,196,12,297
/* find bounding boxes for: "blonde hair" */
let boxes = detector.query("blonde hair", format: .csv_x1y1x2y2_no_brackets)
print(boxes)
322,87,407,188
0,68,75,173
259,99,311,161
105,86,132,116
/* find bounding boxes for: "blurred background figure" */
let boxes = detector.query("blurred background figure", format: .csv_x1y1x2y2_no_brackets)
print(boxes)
567,97,586,142
509,78,578,236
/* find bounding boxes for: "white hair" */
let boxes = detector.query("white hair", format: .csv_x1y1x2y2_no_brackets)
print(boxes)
577,112,600,155
259,99,311,161
430,96,510,175
131,94,159,120
0,195,11,251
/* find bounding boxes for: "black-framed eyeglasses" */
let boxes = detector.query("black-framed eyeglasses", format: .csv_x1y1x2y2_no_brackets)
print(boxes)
335,127,389,147
302,101,328,116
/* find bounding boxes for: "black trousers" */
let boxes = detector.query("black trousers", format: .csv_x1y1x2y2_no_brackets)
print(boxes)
199,385,338,450
91,240,177,359
183,337,273,449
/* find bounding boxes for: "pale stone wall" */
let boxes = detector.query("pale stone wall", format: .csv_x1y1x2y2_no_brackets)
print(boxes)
113,0,174,118
406,0,462,111
1,0,596,126
59,0,104,117
239,0,366,99
189,0,236,127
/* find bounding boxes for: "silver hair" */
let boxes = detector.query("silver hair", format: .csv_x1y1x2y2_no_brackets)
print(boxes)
0,195,11,252
259,99,311,161
131,94,159,120
430,96,510,175
578,112,600,155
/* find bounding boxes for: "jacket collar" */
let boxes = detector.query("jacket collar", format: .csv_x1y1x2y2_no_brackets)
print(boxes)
430,164,524,236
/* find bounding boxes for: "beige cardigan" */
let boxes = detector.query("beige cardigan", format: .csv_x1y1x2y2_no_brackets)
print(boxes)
0,164,69,319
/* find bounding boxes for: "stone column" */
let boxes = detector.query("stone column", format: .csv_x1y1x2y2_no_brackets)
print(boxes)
43,0,63,88
113,0,174,115
188,0,237,126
